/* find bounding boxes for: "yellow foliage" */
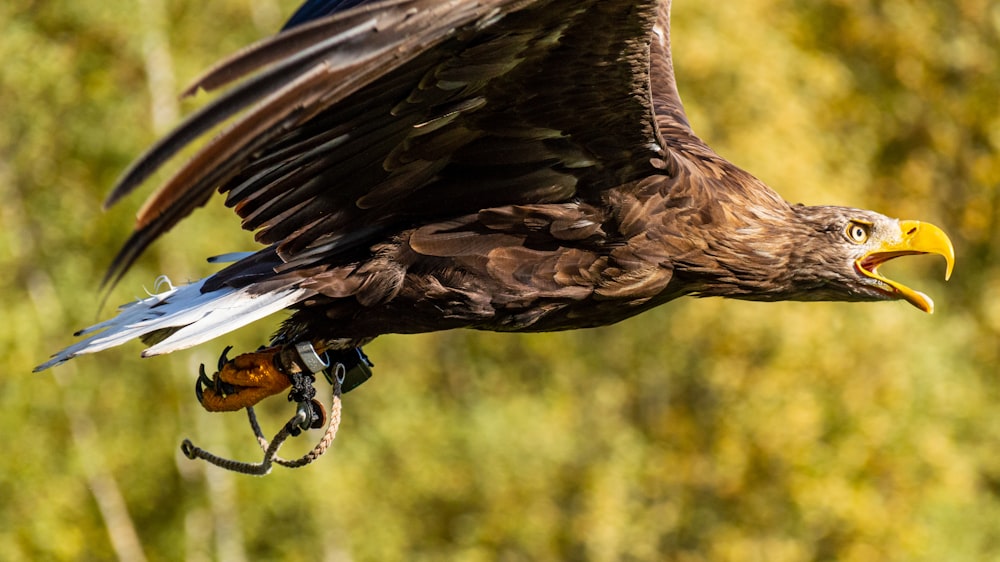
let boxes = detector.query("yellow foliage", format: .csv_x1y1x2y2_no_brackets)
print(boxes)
1,1,998,560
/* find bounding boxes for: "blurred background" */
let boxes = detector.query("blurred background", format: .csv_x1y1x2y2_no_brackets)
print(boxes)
1,0,998,560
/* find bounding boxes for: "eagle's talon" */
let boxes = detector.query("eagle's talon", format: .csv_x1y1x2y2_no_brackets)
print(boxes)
216,377,238,397
195,364,211,402
195,362,241,405
196,347,292,412
217,345,233,371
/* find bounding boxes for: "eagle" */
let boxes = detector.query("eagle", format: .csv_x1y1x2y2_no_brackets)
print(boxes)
37,0,954,418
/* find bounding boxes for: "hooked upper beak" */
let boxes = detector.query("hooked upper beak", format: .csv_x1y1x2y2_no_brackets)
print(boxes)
855,220,955,313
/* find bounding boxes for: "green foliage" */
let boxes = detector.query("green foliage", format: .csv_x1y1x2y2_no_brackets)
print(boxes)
1,1,998,560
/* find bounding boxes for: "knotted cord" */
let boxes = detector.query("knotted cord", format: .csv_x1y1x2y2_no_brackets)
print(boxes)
181,362,344,475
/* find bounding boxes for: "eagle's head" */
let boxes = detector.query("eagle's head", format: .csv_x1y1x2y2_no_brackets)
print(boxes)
786,205,955,312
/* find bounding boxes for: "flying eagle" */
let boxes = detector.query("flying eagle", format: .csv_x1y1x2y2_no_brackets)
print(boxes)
37,0,954,416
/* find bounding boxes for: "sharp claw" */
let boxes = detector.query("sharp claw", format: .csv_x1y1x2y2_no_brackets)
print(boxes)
195,362,240,404
218,345,234,371
195,364,213,402
199,365,216,389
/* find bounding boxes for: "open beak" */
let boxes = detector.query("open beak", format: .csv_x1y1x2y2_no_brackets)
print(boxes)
855,220,955,313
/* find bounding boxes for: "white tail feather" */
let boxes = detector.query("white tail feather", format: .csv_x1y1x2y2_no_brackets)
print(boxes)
35,277,311,371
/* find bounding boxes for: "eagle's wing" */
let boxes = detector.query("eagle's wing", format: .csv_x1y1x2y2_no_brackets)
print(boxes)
37,0,694,369
104,0,688,286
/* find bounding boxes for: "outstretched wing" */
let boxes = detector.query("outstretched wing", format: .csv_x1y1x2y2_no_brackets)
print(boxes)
37,0,710,370
104,0,685,287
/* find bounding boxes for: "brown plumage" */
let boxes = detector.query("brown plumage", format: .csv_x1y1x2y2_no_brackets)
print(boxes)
37,0,954,412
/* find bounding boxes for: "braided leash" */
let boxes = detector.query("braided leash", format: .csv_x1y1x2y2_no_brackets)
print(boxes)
181,347,346,475
247,363,345,469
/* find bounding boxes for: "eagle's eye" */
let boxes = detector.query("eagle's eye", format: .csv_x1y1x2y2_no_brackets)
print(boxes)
846,221,871,244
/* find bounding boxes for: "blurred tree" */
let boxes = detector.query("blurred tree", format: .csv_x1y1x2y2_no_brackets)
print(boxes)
1,1,997,560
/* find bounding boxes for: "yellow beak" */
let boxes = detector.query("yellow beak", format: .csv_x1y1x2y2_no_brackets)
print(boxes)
855,220,955,313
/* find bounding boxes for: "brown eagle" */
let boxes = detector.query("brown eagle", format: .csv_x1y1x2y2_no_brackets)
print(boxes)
38,0,954,415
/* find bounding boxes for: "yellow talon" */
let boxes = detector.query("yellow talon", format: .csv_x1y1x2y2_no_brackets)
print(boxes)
197,347,292,412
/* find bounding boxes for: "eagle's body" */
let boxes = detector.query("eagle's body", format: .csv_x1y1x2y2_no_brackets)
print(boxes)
38,0,953,414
